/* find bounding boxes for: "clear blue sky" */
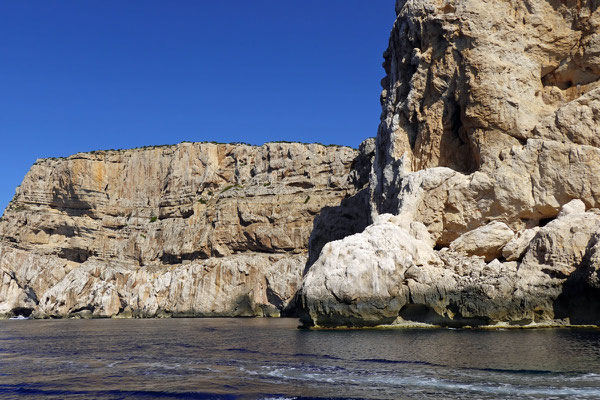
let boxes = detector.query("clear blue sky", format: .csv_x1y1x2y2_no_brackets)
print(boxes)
0,1,395,214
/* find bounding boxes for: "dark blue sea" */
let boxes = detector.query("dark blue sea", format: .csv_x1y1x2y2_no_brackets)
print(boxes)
1,318,599,399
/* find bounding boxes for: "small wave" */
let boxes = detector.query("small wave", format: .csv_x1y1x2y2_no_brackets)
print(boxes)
260,397,296,400
0,384,239,399
476,367,556,375
226,348,261,354
260,397,363,400
358,358,561,376
293,353,343,361
358,358,437,367
148,362,182,370
366,375,600,397
564,373,600,382
249,364,600,398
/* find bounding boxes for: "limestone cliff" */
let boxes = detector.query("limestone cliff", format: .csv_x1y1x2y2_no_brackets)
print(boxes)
0,142,360,318
300,0,600,328
5,0,600,327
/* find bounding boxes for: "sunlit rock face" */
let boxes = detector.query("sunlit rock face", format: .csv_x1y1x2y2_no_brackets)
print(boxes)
300,0,600,328
0,141,361,318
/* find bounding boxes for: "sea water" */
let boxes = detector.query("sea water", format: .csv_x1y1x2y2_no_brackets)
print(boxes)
1,318,599,399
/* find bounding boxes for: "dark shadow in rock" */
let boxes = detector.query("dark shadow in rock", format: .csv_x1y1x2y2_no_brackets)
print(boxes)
554,273,600,325
538,216,555,227
51,183,94,217
554,234,600,325
43,224,75,238
281,292,301,318
303,189,371,275
348,138,375,190
10,307,33,318
57,247,93,263
160,250,209,265
231,293,256,317
303,139,375,276
398,303,490,328
266,286,284,310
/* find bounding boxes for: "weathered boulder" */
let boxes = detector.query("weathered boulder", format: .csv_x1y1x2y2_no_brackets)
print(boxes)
501,227,539,262
449,221,514,262
300,211,600,328
558,199,587,218
300,215,437,327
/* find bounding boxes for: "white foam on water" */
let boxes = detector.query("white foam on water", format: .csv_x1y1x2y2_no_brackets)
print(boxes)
260,397,297,400
564,373,600,382
366,375,600,398
244,364,600,399
147,362,182,370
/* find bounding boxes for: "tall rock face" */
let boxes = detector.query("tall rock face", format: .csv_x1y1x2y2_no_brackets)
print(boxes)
373,0,600,240
0,142,359,318
300,0,600,328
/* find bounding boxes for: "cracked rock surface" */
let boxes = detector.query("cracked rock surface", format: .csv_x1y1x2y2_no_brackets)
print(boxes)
0,142,359,318
300,0,600,328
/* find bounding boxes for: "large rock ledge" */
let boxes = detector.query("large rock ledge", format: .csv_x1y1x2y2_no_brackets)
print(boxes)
299,202,600,328
0,141,365,318
1,245,304,318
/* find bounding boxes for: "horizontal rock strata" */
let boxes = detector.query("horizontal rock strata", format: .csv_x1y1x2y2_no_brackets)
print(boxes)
0,142,361,318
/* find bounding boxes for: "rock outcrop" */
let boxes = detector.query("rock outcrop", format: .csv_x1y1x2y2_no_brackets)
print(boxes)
4,0,600,328
0,142,360,318
300,0,600,328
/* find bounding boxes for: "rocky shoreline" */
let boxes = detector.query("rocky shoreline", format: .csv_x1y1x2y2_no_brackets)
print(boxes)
3,0,600,328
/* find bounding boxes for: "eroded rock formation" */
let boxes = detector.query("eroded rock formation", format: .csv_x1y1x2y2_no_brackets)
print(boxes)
0,142,360,318
300,0,600,328
3,0,600,327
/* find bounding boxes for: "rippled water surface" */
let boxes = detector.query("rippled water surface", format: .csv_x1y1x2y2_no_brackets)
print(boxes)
1,318,600,399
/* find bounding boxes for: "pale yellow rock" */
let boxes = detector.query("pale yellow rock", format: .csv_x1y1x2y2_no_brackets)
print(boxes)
519,212,600,280
501,228,540,262
0,142,359,318
372,0,600,244
300,0,600,328
449,222,514,262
